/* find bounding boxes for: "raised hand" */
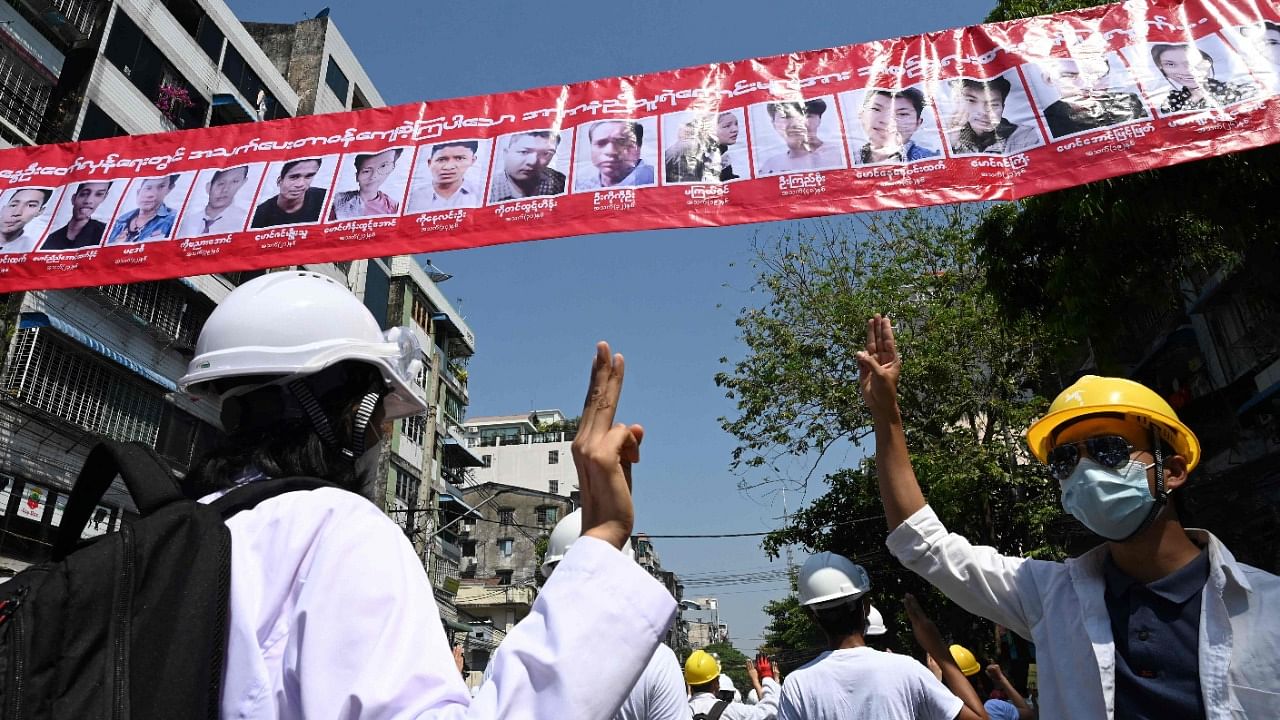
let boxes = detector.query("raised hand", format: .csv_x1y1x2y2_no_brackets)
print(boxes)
572,342,644,551
855,314,902,422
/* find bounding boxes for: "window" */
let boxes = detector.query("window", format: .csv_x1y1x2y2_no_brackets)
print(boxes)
536,506,559,526
103,10,207,128
481,455,491,467
549,479,559,495
498,509,514,526
220,45,288,121
497,570,513,585
325,57,350,103
78,103,126,141
497,538,513,558
195,15,224,63
394,470,420,507
402,415,425,445
547,450,559,465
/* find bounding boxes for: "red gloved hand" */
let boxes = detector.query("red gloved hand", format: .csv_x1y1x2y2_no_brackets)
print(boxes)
754,654,773,680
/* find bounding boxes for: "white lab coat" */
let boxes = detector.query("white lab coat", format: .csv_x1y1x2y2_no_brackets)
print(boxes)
887,504,1280,720
689,678,780,720
616,644,692,720
209,485,676,718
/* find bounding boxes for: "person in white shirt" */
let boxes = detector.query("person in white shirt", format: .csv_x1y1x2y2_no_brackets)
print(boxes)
856,313,1280,719
686,649,780,720
178,271,676,718
776,553,986,720
538,509,691,720
757,100,845,176
407,141,484,212
178,165,251,237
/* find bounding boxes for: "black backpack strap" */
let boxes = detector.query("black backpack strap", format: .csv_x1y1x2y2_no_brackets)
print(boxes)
706,700,731,720
54,441,183,559
210,476,340,519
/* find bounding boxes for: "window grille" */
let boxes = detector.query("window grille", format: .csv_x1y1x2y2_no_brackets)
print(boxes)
1,329,163,443
0,45,53,141
96,281,208,346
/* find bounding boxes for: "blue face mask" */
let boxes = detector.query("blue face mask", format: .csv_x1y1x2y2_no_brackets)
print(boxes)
1060,457,1160,541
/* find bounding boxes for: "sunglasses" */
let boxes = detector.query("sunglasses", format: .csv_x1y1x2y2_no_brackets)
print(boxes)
1047,435,1135,480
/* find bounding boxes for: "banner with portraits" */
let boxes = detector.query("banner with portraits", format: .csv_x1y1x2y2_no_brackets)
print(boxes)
0,0,1277,291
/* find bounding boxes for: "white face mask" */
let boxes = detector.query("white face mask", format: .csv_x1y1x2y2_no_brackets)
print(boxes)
1060,457,1159,541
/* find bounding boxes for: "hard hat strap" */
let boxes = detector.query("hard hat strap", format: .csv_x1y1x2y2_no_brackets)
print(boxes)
1116,428,1168,542
342,391,382,458
286,378,340,447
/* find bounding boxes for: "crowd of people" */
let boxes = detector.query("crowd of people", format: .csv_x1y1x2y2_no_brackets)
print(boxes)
114,275,1279,718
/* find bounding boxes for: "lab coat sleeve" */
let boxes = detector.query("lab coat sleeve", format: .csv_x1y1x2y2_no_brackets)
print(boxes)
288,503,675,719
470,535,678,719
729,678,781,720
886,504,1037,639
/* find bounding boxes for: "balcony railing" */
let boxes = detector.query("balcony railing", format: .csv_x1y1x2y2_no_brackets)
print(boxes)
468,430,577,448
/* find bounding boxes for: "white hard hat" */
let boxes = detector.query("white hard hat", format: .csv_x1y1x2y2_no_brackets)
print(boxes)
180,271,428,420
540,508,634,576
798,551,871,608
866,604,887,636
719,674,740,701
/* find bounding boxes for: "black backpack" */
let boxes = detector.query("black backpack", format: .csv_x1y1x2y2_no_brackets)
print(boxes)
0,440,332,719
693,699,731,720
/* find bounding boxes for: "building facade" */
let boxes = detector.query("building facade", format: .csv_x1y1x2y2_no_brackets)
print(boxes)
634,532,687,650
463,409,578,498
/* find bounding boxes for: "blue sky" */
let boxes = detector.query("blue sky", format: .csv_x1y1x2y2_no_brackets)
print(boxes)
232,0,1002,650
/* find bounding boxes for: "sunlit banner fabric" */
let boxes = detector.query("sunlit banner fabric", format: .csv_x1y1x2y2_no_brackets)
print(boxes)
0,0,1278,291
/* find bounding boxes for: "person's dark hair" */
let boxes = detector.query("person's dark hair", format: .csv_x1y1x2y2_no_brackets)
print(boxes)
810,595,868,639
75,181,113,195
210,166,250,184
690,678,720,696
957,76,1012,102
185,361,384,498
587,120,644,146
766,99,828,119
16,188,55,206
431,140,479,157
1150,43,1215,78
511,130,561,147
353,148,404,170
866,88,926,117
279,158,323,180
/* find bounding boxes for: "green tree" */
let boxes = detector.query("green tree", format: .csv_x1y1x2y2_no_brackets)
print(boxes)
761,592,820,652
717,208,1074,655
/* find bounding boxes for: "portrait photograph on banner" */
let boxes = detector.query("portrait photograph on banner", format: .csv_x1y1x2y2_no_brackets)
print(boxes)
404,138,492,213
327,146,413,221
175,164,267,238
487,129,574,204
105,173,196,246
838,86,944,166
38,180,126,252
571,117,659,193
0,186,62,254
249,155,340,229
1122,34,1262,117
660,108,749,185
749,95,850,176
1021,49,1152,140
1222,20,1280,94
936,70,1047,157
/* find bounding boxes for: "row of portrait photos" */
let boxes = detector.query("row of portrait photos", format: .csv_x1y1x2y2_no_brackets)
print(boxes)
2,23,1278,255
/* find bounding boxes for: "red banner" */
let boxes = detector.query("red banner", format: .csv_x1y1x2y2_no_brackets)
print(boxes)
0,0,1278,291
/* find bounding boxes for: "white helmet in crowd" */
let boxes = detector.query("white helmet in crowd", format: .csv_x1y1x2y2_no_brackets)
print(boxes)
181,271,428,421
540,508,635,577
866,605,887,636
797,551,871,609
719,674,741,702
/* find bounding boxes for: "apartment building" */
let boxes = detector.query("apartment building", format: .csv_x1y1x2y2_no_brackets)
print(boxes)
463,409,578,498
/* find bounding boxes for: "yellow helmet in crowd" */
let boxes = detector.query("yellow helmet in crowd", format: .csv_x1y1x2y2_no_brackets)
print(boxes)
1025,375,1201,471
949,644,981,677
684,650,721,686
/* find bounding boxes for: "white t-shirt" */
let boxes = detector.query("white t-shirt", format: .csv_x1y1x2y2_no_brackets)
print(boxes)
616,643,692,720
777,647,963,720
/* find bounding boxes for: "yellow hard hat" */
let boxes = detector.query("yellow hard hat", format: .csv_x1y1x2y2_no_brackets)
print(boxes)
684,650,721,686
949,644,981,677
1026,375,1200,471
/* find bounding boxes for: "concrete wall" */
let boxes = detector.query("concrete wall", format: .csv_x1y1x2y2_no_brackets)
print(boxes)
467,438,577,497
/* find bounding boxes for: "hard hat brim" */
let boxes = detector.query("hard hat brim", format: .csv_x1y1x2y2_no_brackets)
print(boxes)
1026,403,1200,471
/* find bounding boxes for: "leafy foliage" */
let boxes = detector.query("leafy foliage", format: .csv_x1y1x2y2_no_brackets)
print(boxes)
700,642,751,693
719,208,1077,658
